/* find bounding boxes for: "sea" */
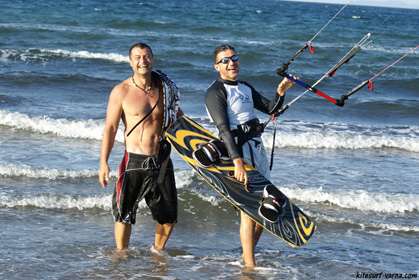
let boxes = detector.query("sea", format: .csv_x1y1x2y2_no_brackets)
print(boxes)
0,0,418,279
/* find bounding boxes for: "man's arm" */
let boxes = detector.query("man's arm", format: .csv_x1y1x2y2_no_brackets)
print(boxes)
99,85,124,188
205,82,249,187
205,85,241,161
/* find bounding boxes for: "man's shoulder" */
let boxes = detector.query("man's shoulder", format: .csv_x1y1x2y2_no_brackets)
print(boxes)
238,80,253,88
114,79,131,90
206,79,227,103
110,79,131,98
207,79,224,92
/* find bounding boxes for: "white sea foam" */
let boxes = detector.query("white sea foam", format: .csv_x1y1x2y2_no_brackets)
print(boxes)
0,163,117,179
265,129,419,151
262,120,419,152
2,161,417,214
282,186,419,214
1,181,417,232
0,110,124,142
0,193,113,210
0,163,95,179
310,211,419,232
40,48,128,63
1,191,416,232
0,47,127,64
2,110,418,152
174,169,195,189
0,23,94,33
0,192,151,211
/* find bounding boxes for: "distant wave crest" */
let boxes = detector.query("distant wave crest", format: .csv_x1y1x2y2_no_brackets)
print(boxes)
0,109,124,142
263,126,419,152
283,186,419,214
309,211,419,233
2,110,418,152
0,163,118,179
264,120,419,152
0,48,127,63
0,193,113,211
1,183,416,232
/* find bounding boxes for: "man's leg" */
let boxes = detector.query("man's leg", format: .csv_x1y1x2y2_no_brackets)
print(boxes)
240,212,256,267
115,221,131,249
153,223,174,251
254,223,263,246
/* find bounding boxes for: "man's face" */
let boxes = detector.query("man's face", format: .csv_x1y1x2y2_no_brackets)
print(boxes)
129,47,153,75
214,49,239,82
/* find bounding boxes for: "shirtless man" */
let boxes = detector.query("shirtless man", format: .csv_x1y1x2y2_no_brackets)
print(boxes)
99,42,183,251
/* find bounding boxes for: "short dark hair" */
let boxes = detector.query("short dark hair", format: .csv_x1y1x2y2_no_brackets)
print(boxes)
129,42,153,58
213,44,235,63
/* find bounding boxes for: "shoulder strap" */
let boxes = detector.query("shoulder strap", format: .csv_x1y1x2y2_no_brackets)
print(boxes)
126,98,159,137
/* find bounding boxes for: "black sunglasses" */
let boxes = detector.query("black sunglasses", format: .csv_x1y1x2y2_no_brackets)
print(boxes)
217,55,238,64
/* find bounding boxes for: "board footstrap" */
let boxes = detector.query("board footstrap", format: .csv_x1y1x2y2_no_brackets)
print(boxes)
192,140,229,167
258,185,287,223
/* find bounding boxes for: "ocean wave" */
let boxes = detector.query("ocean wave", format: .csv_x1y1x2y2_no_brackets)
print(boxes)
0,163,117,179
264,119,419,152
0,22,96,33
0,22,145,39
2,110,418,152
1,188,416,233
0,163,196,182
282,186,418,214
3,161,416,214
263,126,419,152
0,48,127,64
362,43,419,55
44,48,127,63
0,193,114,211
310,211,419,232
0,110,123,142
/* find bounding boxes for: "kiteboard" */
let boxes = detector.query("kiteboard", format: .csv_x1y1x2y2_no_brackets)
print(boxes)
165,116,316,247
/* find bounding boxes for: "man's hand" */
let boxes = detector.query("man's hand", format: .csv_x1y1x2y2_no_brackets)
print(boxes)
99,163,110,188
233,158,250,192
277,74,297,96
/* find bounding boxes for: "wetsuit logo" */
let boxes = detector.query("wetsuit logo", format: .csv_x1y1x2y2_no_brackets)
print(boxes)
237,91,250,102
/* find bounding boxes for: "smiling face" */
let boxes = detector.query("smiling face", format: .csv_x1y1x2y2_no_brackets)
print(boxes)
129,46,153,75
214,49,239,82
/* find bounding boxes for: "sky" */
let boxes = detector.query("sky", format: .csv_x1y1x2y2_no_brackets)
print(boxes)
291,0,419,9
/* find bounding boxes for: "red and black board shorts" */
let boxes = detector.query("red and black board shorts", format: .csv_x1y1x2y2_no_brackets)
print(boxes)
112,151,178,225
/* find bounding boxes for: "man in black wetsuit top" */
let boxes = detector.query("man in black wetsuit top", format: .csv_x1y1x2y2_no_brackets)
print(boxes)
205,44,296,267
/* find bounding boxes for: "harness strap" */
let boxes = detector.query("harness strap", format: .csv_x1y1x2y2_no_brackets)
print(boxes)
126,99,159,137
248,142,255,167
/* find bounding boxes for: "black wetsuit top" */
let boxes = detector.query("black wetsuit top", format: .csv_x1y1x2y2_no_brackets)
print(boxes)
205,77,285,160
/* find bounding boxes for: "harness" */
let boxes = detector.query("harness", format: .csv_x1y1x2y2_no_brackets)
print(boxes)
231,118,265,161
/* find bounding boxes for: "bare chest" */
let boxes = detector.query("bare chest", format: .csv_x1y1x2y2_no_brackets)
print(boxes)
123,87,163,116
